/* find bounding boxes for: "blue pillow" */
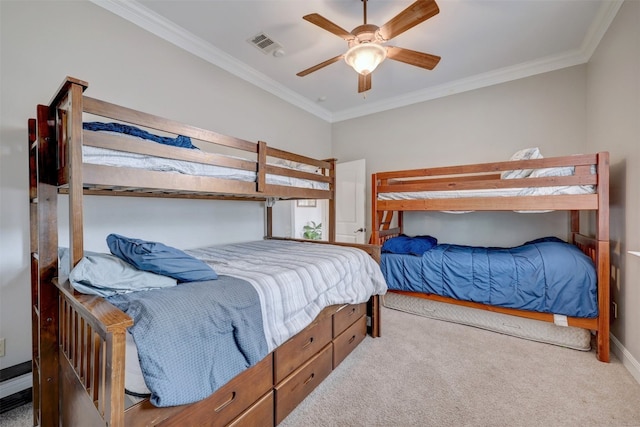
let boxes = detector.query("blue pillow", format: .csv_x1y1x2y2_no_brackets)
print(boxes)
523,236,565,245
107,234,218,282
382,234,438,256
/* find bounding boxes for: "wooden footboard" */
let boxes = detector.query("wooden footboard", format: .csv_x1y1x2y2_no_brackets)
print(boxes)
55,280,132,427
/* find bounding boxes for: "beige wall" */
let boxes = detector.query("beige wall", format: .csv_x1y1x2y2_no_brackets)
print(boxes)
586,0,640,377
0,1,331,368
333,65,588,247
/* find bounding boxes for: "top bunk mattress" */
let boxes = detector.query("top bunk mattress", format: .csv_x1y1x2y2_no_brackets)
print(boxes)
83,144,330,191
377,183,595,201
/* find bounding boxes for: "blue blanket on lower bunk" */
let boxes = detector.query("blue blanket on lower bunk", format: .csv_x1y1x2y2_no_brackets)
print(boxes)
381,237,598,318
108,275,267,407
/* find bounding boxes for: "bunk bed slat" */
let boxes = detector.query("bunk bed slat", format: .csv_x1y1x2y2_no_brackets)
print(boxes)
379,153,598,180
378,174,597,193
82,164,258,195
377,194,599,212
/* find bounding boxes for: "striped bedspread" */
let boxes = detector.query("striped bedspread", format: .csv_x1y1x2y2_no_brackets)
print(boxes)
187,240,388,351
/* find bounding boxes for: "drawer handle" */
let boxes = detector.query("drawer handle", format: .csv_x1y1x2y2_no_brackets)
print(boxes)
302,336,314,349
303,373,315,385
348,335,356,344
348,307,356,316
214,391,236,412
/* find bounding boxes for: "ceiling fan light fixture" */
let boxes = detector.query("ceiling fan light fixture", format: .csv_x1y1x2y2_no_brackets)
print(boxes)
344,43,387,75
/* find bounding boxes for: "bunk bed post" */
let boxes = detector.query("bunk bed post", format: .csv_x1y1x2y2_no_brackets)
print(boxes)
570,210,580,236
265,202,273,238
257,140,267,193
258,139,270,239
64,81,87,268
370,173,379,244
28,119,38,426
596,152,610,362
328,158,336,242
30,104,60,427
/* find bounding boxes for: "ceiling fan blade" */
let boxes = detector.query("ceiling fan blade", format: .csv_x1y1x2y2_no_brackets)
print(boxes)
303,13,355,41
297,55,344,77
378,0,439,41
386,46,440,70
358,73,372,93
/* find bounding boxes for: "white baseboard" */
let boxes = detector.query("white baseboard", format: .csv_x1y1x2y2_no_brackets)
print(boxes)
0,373,32,399
611,333,640,385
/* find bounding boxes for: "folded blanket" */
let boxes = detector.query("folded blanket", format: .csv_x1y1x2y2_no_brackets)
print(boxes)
83,121,197,149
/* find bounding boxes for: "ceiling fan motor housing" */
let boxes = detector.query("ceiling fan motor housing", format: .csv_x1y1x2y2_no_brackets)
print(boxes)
349,24,383,46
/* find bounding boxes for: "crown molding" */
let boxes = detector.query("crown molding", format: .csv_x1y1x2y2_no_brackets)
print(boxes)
90,0,623,124
332,0,624,122
89,0,333,122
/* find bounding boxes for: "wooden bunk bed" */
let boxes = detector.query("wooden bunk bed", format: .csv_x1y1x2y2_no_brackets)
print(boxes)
370,151,610,362
28,77,385,427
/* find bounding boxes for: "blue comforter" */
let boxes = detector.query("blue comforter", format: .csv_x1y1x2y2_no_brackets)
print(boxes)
381,238,598,318
108,275,267,407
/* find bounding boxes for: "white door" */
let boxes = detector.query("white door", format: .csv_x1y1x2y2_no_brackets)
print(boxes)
336,159,366,243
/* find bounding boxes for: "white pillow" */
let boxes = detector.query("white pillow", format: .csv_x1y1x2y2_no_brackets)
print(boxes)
501,147,543,179
69,252,177,297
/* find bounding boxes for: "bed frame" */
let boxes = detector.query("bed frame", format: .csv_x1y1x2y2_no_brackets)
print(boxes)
28,77,381,426
370,152,610,362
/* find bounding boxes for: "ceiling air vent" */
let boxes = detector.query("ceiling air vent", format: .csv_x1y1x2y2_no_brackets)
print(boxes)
248,32,283,56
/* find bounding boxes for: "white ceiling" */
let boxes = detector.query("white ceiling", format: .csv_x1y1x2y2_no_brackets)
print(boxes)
94,0,622,122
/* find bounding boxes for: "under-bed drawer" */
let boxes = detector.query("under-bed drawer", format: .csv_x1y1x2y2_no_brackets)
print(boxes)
333,303,366,338
273,314,332,384
152,355,273,427
333,314,366,368
227,391,274,427
274,343,333,425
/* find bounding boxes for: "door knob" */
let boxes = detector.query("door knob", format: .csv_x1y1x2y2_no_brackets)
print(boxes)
354,228,365,233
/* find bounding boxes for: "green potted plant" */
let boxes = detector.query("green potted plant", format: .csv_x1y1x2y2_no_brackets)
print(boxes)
302,221,322,240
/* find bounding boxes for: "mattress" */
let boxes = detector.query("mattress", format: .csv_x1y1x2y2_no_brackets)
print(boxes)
383,292,591,351
82,144,330,191
112,239,388,397
378,184,595,201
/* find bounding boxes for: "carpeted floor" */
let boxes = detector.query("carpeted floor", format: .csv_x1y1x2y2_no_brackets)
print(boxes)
3,306,640,426
280,306,640,426
0,401,31,427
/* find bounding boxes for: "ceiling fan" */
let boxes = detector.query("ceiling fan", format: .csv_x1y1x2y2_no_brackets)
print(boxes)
297,0,441,93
